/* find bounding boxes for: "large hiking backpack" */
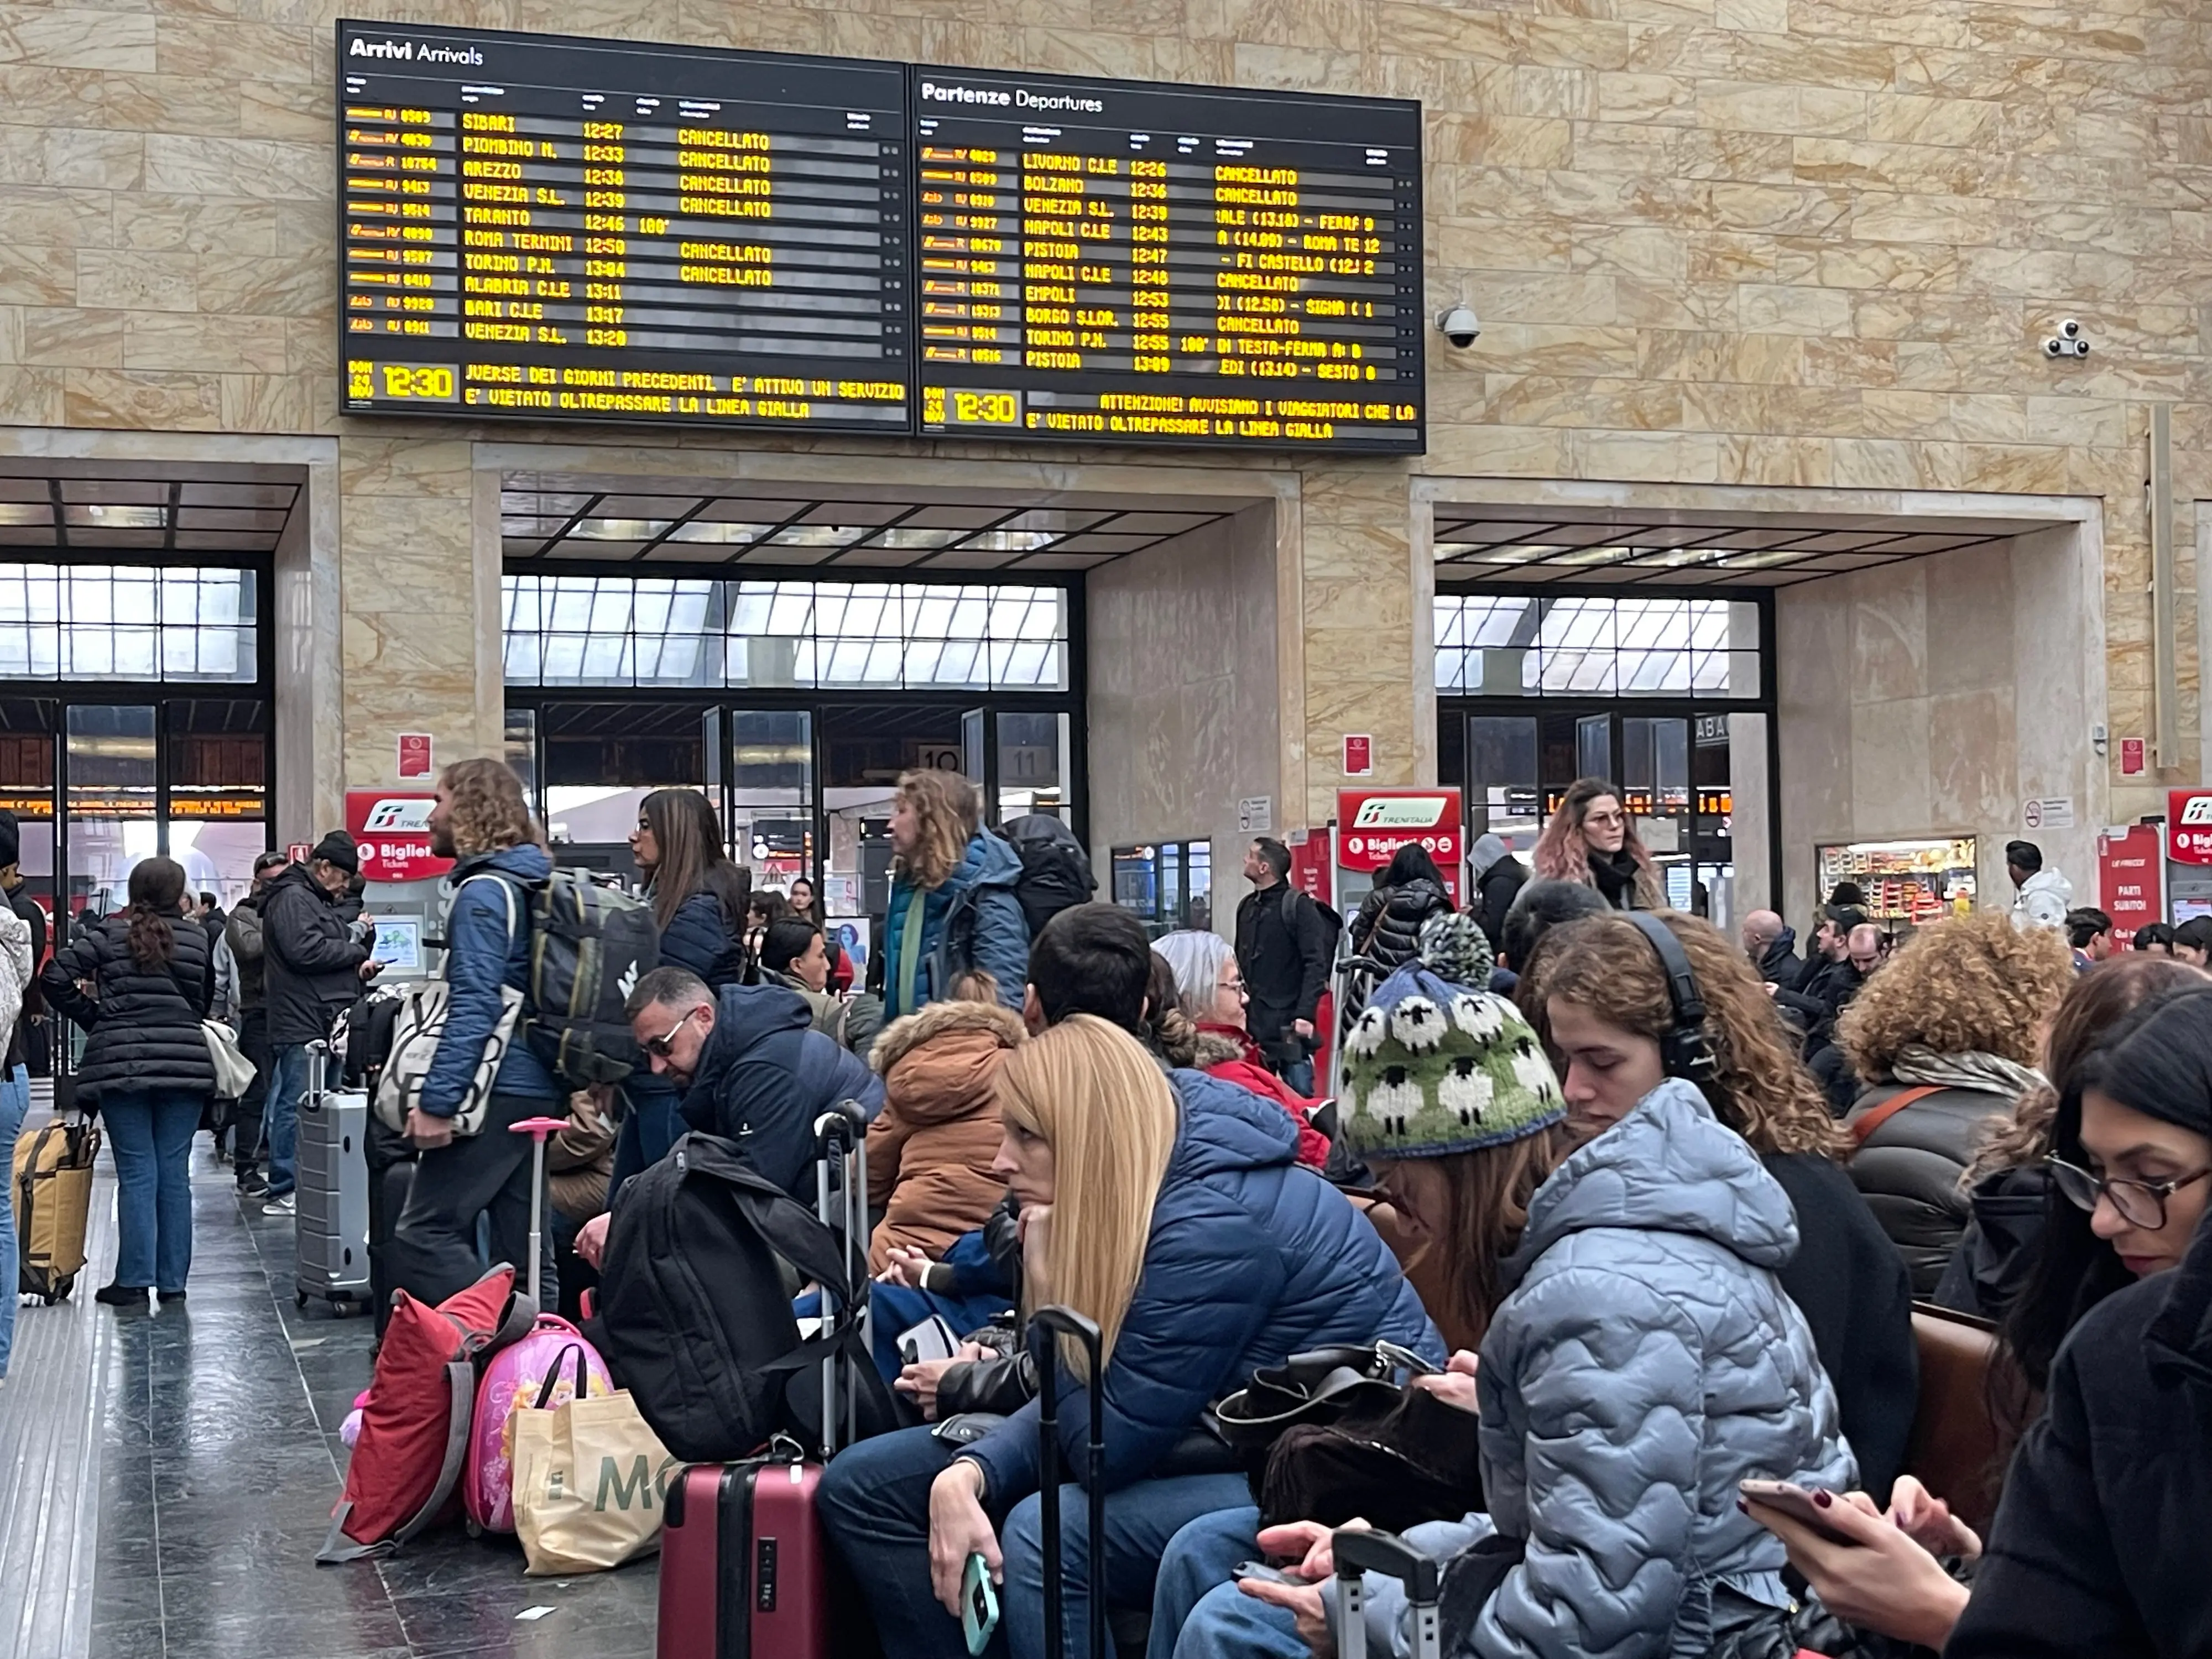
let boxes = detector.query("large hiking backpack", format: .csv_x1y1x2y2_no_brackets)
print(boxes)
999,812,1096,940
587,1130,899,1464
521,871,660,1088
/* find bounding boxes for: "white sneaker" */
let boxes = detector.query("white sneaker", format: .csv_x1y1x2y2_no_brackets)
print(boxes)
264,1193,295,1215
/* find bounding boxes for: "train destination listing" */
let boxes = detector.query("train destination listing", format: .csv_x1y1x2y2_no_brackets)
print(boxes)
338,22,913,432
911,69,1423,452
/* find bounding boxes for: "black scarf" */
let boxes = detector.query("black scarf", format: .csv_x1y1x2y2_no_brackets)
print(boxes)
1587,847,1641,908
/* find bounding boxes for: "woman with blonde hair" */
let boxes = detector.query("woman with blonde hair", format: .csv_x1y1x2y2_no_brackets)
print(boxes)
1838,910,2074,1295
819,1014,1438,1659
1528,775,1662,909
880,768,1028,1020
1530,909,1919,1501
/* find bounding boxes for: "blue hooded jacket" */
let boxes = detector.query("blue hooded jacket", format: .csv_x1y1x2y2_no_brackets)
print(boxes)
881,830,1028,1021
419,843,561,1115
655,886,749,990
964,1068,1441,1505
679,983,884,1198
1462,1079,1855,1658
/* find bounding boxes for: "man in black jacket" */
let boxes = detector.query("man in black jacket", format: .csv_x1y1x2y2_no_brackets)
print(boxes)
1774,904,1866,1054
259,832,377,1211
1233,837,1332,1087
221,851,289,1199
1740,907,1806,992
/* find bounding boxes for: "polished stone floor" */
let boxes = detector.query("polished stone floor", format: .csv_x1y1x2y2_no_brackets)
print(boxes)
2,1103,658,1659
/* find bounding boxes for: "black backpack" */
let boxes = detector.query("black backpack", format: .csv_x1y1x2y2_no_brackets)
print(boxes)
519,870,661,1088
587,1131,899,1464
998,812,1097,939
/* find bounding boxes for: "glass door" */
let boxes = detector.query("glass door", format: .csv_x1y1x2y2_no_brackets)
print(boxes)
1464,715,1540,852
64,703,156,925
539,702,718,886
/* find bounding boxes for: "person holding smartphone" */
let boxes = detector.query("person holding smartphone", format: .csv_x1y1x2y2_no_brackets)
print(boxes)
1749,982,2212,1657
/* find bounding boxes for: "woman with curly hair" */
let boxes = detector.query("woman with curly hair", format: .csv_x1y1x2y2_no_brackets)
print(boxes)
388,758,564,1307
1528,775,1662,909
1529,908,1919,1500
1837,910,2074,1295
880,769,1028,1021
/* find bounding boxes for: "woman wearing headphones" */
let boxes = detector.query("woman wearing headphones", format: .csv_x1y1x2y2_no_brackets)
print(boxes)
1164,933,1853,1659
1527,910,1920,1503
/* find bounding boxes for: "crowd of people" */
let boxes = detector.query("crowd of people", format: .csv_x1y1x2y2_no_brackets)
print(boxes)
29,759,2212,1656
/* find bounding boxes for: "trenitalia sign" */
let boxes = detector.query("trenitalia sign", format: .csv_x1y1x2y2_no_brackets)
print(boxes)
345,790,453,884
1336,787,1463,904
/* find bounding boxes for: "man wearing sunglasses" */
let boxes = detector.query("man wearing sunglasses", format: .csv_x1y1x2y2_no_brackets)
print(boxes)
572,966,884,1269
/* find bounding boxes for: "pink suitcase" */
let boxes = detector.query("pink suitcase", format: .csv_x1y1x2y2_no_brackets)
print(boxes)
656,1105,868,1659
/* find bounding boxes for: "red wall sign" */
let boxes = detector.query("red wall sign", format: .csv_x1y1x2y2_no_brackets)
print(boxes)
345,790,455,884
2169,791,2212,868
2121,738,2145,776
397,732,433,780
1336,788,1463,904
1341,734,1372,777
2099,825,2165,947
1286,826,1333,909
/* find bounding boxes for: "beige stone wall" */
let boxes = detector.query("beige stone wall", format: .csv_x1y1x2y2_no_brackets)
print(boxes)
0,0,2205,816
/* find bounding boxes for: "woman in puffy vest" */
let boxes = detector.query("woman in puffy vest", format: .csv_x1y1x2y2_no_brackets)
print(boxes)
44,855,213,1307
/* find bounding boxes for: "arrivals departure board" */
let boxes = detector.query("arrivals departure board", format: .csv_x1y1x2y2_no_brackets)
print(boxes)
335,24,1425,452
338,22,912,431
910,68,1422,452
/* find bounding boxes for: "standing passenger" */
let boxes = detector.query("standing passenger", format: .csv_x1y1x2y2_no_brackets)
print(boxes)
880,770,1027,1020
1530,776,1662,910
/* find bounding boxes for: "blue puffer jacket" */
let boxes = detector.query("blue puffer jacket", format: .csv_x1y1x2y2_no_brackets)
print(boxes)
881,830,1027,1020
965,1068,1441,1505
655,886,748,990
1461,1080,1854,1659
419,844,561,1115
679,983,884,1199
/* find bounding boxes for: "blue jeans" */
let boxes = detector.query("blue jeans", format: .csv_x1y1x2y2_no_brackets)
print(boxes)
1149,1506,1262,1659
0,1063,28,1371
1170,1582,1307,1659
264,1042,310,1197
103,1088,204,1293
819,1423,1251,1659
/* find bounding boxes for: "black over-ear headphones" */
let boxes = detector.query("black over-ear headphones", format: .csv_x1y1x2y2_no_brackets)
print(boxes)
1626,911,1720,1091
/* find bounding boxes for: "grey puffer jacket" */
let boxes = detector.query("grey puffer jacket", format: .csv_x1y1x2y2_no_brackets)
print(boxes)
1463,1080,1854,1659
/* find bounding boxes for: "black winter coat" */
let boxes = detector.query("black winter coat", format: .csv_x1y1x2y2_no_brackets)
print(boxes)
1760,1150,1918,1503
1933,1164,2051,1320
1843,1082,2018,1296
1472,856,1528,955
1234,881,1334,1047
1948,1207,2212,1657
655,886,750,992
1774,956,1861,1052
1349,876,1451,973
260,864,370,1047
1754,932,1807,993
43,911,213,1102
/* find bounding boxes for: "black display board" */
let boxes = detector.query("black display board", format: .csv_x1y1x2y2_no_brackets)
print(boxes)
910,67,1423,452
338,21,912,431
336,23,1425,452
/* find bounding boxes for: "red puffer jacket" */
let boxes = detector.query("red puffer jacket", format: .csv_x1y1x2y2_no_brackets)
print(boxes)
1193,1022,1330,1169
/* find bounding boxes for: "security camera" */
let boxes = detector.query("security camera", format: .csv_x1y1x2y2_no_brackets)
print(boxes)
2044,319,2091,358
2061,319,2083,338
1435,305,1481,348
2043,337,2067,358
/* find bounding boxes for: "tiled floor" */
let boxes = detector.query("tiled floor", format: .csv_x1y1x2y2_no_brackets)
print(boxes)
4,1115,658,1659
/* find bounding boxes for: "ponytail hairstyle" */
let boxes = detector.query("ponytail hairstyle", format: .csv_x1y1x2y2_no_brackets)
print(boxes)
994,1015,1178,1376
126,856,187,970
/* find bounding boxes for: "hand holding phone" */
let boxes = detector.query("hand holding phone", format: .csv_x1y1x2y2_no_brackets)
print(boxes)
1737,1480,1860,1543
960,1551,999,1655
1232,1559,1295,1587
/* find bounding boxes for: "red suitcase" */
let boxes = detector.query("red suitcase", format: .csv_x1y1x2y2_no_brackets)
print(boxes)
656,1106,869,1659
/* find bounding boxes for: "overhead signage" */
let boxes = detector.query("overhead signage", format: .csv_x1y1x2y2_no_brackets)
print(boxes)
1336,787,1462,903
335,22,1425,453
345,790,455,884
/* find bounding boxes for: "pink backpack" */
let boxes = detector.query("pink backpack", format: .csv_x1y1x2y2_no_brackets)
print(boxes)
462,1313,613,1534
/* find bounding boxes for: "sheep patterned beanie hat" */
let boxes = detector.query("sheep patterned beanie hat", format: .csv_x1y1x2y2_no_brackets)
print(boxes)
1339,962,1564,1160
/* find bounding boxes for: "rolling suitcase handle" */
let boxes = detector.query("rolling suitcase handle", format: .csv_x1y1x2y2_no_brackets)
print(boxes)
507,1115,570,1313
1030,1305,1105,1659
1333,1528,1441,1659
812,1101,870,1459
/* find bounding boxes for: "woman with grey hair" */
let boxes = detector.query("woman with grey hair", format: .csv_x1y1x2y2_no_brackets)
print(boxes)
1152,930,1328,1168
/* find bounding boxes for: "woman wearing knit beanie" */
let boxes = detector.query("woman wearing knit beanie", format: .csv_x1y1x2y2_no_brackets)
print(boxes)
1161,929,1852,1659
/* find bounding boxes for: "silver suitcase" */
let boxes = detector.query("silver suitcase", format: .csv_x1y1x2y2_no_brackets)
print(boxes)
295,1043,371,1314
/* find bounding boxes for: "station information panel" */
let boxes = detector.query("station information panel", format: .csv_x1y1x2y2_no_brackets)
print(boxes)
335,24,1423,452
911,68,1422,452
338,22,912,432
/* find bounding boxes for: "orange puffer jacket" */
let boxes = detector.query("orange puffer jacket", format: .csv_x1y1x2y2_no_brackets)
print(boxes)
864,999,1027,1271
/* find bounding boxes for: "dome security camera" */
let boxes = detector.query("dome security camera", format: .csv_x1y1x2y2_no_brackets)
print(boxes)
2044,318,2091,358
1435,305,1481,348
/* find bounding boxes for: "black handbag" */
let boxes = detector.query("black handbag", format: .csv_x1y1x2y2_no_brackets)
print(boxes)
1259,1383,1483,1531
1210,1342,1428,1451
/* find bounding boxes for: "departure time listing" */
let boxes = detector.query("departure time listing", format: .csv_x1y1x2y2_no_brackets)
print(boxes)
338,23,912,432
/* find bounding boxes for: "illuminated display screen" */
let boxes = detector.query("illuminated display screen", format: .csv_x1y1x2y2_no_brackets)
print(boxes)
338,21,911,431
335,25,1424,452
910,67,1422,452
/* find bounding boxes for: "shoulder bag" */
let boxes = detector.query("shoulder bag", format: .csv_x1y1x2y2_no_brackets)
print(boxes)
371,875,523,1137
201,1020,255,1099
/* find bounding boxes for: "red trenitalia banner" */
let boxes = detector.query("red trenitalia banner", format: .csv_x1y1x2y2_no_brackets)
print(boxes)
344,791,455,884
2169,791,2212,868
1336,789,1463,904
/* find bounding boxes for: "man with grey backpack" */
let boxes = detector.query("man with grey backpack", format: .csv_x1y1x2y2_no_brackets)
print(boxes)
385,759,566,1309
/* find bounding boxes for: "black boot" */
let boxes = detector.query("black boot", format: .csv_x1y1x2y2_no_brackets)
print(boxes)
95,1283,150,1308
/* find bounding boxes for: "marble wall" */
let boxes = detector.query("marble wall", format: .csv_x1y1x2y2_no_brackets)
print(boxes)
1775,523,2104,927
0,0,2203,814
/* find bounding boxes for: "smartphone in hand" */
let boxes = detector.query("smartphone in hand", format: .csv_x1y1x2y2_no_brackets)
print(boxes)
1739,1479,1859,1543
960,1551,999,1655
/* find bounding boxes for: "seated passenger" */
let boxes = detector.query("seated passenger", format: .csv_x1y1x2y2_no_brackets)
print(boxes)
864,993,1026,1271
1169,948,1853,1659
818,1015,1441,1659
1152,928,1328,1167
